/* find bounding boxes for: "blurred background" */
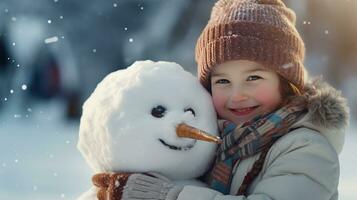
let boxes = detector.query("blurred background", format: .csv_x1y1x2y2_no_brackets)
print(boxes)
0,0,356,199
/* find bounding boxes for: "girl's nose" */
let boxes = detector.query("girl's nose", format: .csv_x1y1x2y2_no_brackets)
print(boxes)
229,88,248,102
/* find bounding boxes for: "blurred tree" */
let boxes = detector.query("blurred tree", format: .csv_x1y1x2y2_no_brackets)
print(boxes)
29,49,61,99
0,31,13,110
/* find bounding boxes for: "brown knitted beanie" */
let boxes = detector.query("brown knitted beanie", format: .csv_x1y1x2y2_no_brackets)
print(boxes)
195,0,306,90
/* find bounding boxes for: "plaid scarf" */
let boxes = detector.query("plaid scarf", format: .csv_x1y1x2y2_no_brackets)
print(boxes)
208,97,308,194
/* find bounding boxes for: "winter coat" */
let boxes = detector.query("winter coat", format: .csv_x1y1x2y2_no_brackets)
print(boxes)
177,81,349,200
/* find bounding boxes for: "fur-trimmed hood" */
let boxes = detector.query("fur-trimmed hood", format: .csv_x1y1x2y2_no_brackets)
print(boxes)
293,79,350,154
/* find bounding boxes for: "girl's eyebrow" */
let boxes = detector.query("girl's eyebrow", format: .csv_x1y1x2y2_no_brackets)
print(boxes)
245,67,268,73
211,66,268,77
211,72,226,77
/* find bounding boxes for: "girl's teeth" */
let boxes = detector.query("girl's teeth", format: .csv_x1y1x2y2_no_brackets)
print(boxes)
236,107,255,112
231,106,259,115
237,108,251,112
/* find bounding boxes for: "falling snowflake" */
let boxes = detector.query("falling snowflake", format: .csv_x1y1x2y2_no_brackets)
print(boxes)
14,114,22,118
44,36,58,44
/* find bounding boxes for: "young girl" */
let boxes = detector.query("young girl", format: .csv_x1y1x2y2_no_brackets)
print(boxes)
92,0,349,199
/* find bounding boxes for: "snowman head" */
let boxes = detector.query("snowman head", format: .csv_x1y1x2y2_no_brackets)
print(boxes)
78,60,218,180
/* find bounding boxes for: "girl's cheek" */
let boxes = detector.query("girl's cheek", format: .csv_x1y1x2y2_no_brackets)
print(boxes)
212,90,226,113
254,85,282,107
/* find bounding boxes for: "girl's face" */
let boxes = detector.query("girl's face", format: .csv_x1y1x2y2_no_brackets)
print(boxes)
211,60,282,126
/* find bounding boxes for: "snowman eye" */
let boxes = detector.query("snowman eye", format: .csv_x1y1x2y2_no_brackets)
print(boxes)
151,105,166,118
184,107,196,117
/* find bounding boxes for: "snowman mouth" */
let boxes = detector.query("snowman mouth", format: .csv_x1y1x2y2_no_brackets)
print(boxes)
159,139,196,151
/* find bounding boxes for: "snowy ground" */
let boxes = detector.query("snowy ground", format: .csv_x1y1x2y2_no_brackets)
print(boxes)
0,101,92,200
0,101,356,200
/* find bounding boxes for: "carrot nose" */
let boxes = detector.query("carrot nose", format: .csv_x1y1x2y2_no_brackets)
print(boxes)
176,123,222,144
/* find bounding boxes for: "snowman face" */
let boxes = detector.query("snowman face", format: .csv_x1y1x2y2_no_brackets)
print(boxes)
78,61,218,180
151,105,197,151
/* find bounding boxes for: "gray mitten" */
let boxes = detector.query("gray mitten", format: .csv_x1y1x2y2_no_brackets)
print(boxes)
122,173,183,200
93,172,183,200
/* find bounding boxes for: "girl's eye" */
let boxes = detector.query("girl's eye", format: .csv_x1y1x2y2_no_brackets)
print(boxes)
184,107,196,117
215,79,230,84
246,75,262,81
151,105,166,118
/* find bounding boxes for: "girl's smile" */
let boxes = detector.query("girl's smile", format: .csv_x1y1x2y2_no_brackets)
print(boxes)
229,105,260,116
